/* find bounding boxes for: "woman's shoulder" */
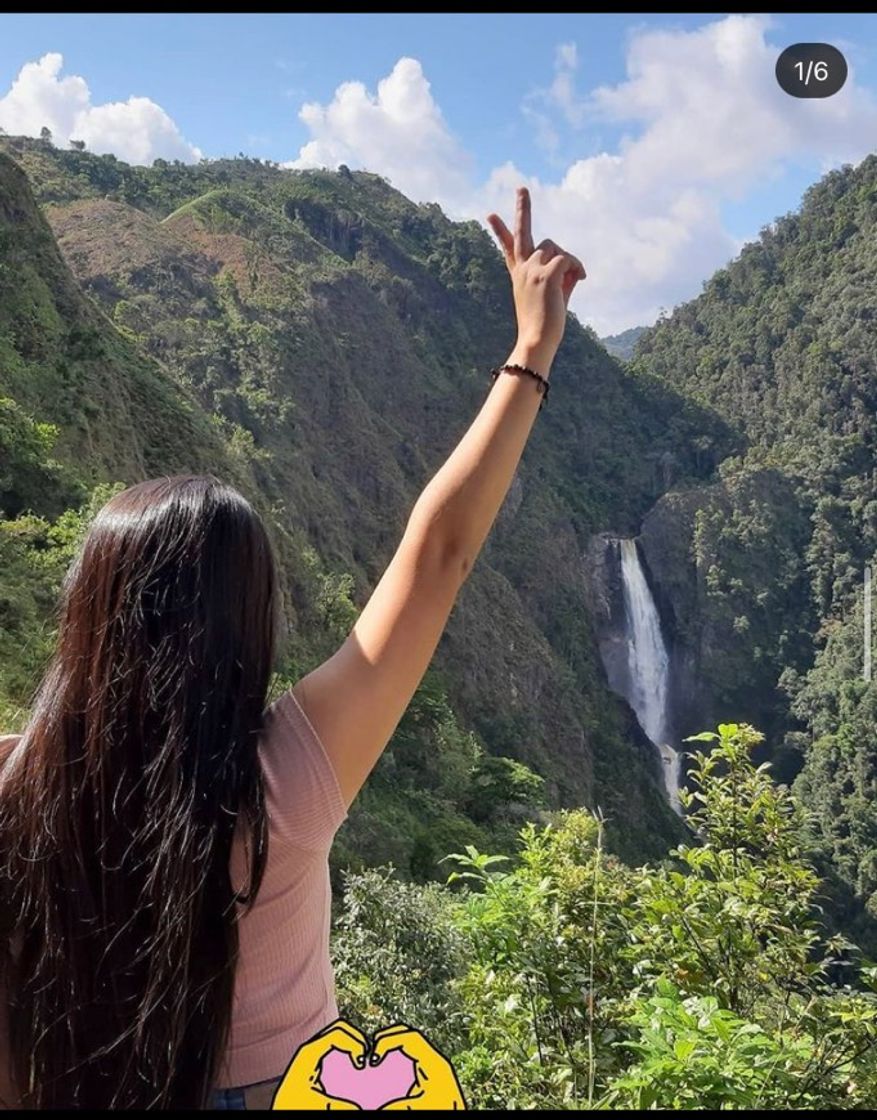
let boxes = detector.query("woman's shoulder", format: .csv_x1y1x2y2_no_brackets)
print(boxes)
258,688,347,852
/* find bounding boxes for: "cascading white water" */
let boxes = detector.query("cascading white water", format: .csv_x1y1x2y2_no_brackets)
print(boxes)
617,539,682,815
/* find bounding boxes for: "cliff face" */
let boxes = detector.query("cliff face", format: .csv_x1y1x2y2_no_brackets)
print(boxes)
585,455,822,777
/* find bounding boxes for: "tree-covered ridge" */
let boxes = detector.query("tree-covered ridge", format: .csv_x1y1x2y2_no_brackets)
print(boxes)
633,154,877,944
0,143,536,873
636,156,877,624
0,149,253,735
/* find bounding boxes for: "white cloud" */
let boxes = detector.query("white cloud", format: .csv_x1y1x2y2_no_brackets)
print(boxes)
548,40,586,129
288,17,877,334
286,57,471,211
589,15,876,193
0,53,201,164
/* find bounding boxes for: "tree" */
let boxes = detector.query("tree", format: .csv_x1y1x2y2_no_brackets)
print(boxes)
69,139,86,151
39,126,52,144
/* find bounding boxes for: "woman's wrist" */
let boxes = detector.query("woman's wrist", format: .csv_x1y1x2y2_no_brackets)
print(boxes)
505,337,558,380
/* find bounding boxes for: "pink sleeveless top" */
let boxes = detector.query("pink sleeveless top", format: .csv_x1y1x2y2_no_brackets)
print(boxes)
0,688,348,1103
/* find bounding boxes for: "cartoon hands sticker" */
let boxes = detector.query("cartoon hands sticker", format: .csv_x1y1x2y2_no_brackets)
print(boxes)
272,1019,466,1110
272,1020,368,1110
367,1024,466,1110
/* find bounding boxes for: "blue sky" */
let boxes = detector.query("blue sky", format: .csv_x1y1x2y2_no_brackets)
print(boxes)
2,13,876,332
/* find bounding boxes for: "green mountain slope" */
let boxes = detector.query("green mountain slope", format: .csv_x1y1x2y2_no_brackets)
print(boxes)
0,136,732,867
0,153,240,498
0,149,257,737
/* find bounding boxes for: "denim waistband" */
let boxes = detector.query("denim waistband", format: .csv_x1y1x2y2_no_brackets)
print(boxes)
210,1076,282,1110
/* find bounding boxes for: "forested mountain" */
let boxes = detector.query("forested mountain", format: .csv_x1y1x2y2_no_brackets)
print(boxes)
0,135,728,871
632,155,877,939
600,325,646,361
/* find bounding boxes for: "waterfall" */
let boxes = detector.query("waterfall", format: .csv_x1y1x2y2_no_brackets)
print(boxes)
617,539,683,815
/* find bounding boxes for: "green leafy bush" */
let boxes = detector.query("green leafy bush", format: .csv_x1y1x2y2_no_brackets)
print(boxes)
332,723,877,1110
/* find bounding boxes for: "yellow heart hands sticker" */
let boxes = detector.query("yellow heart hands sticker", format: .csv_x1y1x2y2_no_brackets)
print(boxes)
271,1019,466,1110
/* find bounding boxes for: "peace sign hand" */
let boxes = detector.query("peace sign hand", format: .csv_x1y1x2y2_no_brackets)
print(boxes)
488,187,586,376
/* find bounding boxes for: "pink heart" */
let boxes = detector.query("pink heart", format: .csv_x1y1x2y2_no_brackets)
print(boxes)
320,1048,417,1110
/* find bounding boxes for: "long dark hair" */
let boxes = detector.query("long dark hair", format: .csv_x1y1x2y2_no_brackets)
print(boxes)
0,475,278,1109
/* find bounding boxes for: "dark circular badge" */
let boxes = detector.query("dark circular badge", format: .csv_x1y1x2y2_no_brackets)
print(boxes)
776,44,848,99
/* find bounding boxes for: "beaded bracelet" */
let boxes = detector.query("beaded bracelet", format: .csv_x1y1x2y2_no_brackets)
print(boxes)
490,363,550,408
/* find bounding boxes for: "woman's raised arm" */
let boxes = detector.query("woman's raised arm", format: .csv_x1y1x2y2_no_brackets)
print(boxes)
293,188,586,806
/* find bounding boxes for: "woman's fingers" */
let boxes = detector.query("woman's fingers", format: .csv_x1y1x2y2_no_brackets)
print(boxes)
545,253,576,282
545,252,585,307
542,245,585,279
514,187,534,260
546,252,587,286
534,238,560,263
492,189,585,287
569,251,587,281
487,212,514,265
